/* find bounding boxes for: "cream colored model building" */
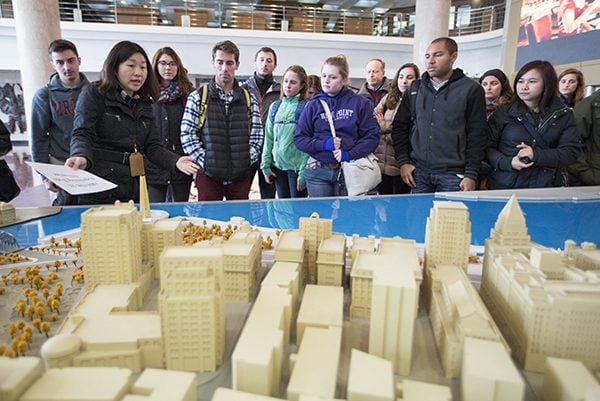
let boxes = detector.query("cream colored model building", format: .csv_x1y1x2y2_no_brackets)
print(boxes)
274,230,306,283
299,212,332,283
480,195,600,372
423,201,471,312
316,233,346,286
396,380,452,401
461,337,524,401
261,261,302,312
232,286,292,396
349,234,376,260
369,262,418,375
424,201,471,272
141,218,185,278
350,237,421,319
428,264,508,378
287,326,342,401
0,201,16,225
159,246,225,372
296,284,343,346
80,201,143,291
0,357,196,401
49,284,162,373
347,349,395,401
543,357,600,401
222,229,262,302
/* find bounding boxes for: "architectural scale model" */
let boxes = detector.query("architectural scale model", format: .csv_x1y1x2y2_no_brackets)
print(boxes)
45,284,162,372
424,201,471,273
427,264,508,378
0,356,197,401
80,201,145,291
9,196,600,401
461,337,524,401
423,201,471,311
141,217,186,278
0,201,16,225
159,246,225,372
349,237,421,319
231,285,292,396
347,348,395,401
480,195,600,372
299,212,333,283
316,233,346,286
295,284,343,346
273,230,306,283
542,357,600,401
286,326,342,401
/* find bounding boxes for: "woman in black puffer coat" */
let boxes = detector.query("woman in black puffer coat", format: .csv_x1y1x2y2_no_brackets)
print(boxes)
66,41,198,205
486,60,582,189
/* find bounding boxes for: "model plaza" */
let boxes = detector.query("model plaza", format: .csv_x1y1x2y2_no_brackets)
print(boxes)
1,196,600,401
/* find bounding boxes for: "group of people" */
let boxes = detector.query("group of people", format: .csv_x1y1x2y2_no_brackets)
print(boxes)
28,36,599,206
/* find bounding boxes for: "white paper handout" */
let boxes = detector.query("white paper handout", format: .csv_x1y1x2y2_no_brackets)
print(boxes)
27,162,117,195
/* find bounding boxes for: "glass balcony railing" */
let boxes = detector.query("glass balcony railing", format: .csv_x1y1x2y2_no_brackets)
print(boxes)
0,0,505,37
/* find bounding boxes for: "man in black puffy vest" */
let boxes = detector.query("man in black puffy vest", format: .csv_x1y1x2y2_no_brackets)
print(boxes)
181,40,263,201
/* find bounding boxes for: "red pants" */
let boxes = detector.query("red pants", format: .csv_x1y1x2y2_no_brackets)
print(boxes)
194,170,253,201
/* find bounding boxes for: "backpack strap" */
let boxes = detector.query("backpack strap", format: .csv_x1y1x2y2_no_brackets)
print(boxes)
270,99,283,124
196,85,209,130
197,85,252,131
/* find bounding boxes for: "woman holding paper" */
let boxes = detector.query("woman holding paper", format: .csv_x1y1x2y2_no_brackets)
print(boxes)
66,41,198,204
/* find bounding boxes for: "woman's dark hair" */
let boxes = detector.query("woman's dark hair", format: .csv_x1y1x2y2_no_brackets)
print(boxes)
281,65,308,100
152,46,194,97
558,68,585,104
307,74,322,96
512,60,558,115
99,41,158,101
479,68,514,102
386,63,420,110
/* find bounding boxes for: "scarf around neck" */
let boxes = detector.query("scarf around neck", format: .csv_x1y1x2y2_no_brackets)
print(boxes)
159,81,183,103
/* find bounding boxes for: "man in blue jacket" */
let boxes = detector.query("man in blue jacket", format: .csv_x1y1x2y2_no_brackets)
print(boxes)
392,37,487,193
31,39,89,205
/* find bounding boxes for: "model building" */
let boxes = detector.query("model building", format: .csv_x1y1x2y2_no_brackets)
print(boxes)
480,195,600,372
543,357,600,401
80,201,143,290
423,201,471,311
0,356,196,401
0,201,16,226
461,337,524,401
428,264,508,378
299,212,333,284
159,246,225,372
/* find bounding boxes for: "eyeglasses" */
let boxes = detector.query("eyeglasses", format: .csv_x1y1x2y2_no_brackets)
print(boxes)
158,60,177,68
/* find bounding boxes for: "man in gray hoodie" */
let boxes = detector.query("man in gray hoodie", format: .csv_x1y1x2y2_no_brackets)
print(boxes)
31,39,89,205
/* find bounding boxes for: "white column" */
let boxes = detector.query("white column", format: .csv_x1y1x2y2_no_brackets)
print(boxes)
413,0,451,71
12,0,61,144
501,0,523,78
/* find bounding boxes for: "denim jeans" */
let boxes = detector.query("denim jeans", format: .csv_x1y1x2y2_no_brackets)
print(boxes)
272,166,307,199
304,166,346,198
412,169,462,193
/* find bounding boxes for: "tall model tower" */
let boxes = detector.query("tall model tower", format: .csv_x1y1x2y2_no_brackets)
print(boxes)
424,201,471,272
299,212,332,284
80,201,143,290
159,246,225,372
489,194,530,248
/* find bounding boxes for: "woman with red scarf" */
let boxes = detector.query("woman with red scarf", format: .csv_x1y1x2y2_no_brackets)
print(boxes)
147,47,195,202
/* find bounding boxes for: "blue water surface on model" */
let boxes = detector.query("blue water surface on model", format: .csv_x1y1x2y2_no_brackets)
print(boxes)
3,194,599,250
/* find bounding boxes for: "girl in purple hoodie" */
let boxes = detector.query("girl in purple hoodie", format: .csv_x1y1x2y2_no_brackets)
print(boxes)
294,54,379,197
